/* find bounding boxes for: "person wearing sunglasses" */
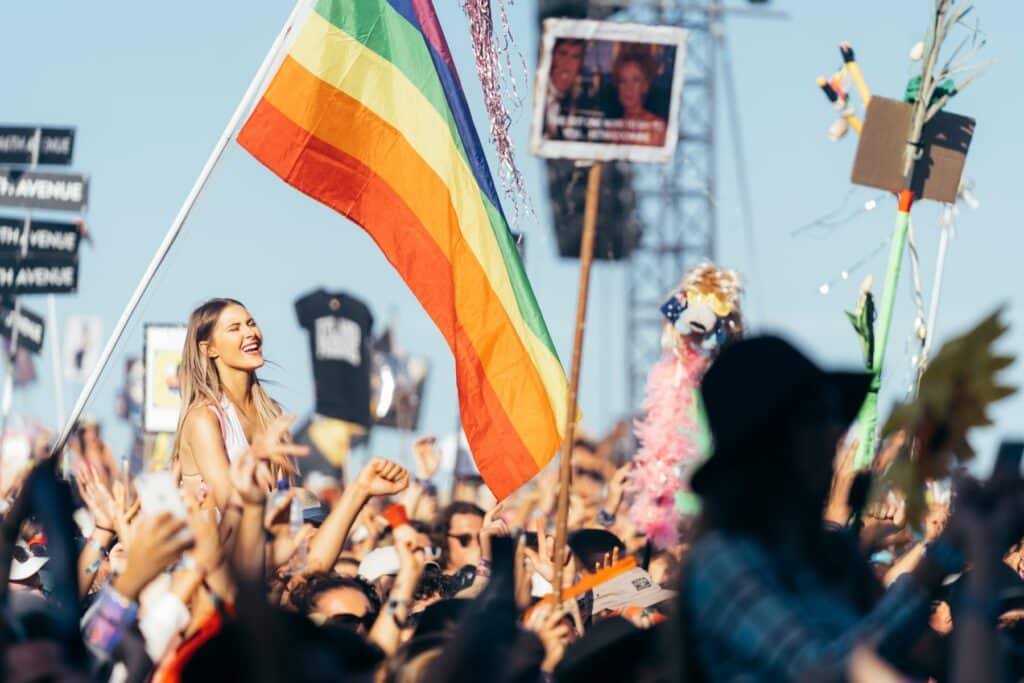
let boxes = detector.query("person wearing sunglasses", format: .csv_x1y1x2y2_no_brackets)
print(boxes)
9,539,49,596
434,502,484,575
300,574,381,636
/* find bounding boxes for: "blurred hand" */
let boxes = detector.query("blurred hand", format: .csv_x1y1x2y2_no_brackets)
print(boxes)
75,462,117,531
479,502,511,562
353,458,410,498
523,517,574,589
250,415,309,472
592,546,621,574
413,436,441,480
113,513,193,601
604,465,631,515
230,451,269,506
185,490,223,574
924,501,950,543
528,605,572,674
113,480,141,549
395,537,428,584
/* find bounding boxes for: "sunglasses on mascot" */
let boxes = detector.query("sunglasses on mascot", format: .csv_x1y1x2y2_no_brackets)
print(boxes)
447,533,477,548
12,543,46,563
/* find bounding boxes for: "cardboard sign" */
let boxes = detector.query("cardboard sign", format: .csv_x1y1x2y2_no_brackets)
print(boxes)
63,315,103,382
0,126,75,166
851,97,974,203
0,304,44,354
530,19,688,163
0,216,80,257
143,324,187,433
0,169,88,212
0,257,78,294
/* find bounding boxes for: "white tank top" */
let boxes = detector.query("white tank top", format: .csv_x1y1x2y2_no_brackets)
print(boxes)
212,396,249,461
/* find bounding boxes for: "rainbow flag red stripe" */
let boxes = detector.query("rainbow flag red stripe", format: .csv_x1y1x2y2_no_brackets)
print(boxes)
238,0,568,498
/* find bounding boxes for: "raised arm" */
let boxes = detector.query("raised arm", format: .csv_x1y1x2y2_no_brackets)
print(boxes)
304,458,409,576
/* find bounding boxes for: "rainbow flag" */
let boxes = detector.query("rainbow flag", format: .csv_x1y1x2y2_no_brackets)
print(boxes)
238,0,568,499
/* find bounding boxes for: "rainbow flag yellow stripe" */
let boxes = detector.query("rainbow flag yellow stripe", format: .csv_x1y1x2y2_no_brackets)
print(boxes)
239,0,568,498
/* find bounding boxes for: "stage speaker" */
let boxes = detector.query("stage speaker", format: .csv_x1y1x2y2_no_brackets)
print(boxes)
546,160,642,260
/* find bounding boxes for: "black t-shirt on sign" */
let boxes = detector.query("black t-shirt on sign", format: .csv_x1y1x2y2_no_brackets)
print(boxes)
294,289,374,427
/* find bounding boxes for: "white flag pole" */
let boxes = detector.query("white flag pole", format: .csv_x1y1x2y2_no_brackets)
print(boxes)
49,0,307,458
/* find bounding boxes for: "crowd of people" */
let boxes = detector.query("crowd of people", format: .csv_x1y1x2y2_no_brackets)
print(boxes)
0,298,1021,683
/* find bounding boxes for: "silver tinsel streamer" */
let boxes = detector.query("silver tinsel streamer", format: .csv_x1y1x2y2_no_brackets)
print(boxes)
462,0,532,223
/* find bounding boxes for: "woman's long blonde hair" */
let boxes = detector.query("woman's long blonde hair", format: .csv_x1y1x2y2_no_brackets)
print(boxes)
171,298,281,462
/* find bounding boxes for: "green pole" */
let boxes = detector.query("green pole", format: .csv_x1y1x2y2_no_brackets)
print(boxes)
854,196,912,469
850,0,951,469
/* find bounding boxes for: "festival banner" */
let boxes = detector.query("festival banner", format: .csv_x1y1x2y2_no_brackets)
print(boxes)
0,126,75,166
0,169,88,212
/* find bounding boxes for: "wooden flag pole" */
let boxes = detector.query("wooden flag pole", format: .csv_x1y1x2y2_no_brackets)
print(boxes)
551,161,602,599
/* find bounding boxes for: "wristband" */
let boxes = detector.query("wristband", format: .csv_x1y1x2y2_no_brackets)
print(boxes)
387,597,409,627
85,537,110,575
94,524,116,535
84,585,139,654
596,509,616,527
414,477,437,495
476,558,492,579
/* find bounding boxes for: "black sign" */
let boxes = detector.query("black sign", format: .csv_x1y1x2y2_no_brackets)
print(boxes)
0,126,75,166
0,169,88,212
0,304,44,354
0,216,80,257
0,257,78,294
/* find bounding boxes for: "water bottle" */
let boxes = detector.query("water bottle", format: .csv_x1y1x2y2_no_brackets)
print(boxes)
267,479,290,514
290,488,306,569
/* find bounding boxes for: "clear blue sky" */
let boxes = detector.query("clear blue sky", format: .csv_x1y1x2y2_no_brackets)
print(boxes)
1,1,1019,474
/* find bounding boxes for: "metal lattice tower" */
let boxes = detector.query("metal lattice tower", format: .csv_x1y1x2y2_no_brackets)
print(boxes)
622,0,719,411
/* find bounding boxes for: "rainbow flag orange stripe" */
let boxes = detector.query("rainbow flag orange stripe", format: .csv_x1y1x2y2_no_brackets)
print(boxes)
238,0,568,499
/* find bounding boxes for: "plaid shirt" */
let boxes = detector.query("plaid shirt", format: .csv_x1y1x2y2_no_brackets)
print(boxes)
684,531,931,682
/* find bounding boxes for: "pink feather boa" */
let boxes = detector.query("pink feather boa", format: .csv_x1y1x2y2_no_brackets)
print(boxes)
629,347,707,549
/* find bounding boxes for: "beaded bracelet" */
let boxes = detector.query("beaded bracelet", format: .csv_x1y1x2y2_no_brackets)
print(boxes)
388,597,409,627
85,537,110,575
596,509,616,527
476,558,492,579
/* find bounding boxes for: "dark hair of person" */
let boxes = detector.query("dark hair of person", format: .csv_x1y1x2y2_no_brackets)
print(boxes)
612,48,658,87
432,502,485,565
334,556,360,573
572,438,598,453
553,37,585,50
568,529,626,572
381,634,449,683
414,563,459,602
293,573,382,621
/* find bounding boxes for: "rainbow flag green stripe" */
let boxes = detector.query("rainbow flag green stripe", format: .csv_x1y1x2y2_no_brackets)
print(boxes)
239,0,569,498
314,0,561,367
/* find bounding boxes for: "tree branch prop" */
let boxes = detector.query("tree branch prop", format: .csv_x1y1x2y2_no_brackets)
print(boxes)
878,310,1016,528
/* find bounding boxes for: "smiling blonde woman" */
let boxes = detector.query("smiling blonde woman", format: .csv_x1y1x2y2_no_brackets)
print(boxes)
172,298,285,510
